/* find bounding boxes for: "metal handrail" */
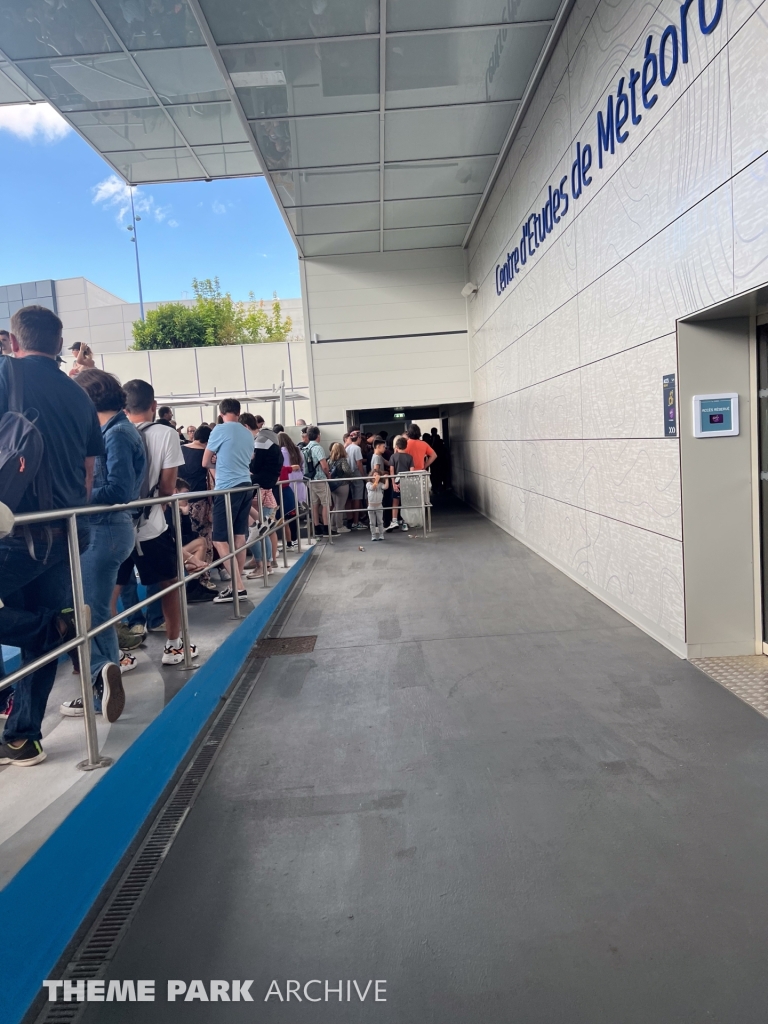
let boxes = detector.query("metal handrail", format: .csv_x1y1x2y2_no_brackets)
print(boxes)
0,478,314,771
313,469,433,536
1,467,433,771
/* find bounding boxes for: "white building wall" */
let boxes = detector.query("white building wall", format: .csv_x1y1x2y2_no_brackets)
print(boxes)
456,0,765,657
303,247,471,424
84,341,310,426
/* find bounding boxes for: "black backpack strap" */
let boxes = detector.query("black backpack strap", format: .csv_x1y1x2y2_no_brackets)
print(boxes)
6,356,23,414
5,359,55,561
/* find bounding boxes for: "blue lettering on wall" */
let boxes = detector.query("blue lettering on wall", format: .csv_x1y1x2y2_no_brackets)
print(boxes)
494,0,723,296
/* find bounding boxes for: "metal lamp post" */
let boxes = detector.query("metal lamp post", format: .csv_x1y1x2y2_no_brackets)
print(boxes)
127,190,145,322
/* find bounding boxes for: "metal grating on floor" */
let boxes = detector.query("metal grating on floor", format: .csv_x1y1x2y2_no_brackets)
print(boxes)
255,635,317,657
34,647,265,1024
691,656,768,717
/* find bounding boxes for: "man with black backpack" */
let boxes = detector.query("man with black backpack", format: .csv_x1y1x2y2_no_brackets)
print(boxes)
303,426,331,535
0,305,104,767
115,380,198,666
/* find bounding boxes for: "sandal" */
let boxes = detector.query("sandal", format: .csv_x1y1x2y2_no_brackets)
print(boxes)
245,565,272,578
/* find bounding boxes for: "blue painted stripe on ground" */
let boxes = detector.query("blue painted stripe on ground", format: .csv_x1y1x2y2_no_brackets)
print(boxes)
0,547,313,1024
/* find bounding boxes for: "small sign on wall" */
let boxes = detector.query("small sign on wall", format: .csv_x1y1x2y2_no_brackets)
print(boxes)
693,393,739,437
663,374,677,437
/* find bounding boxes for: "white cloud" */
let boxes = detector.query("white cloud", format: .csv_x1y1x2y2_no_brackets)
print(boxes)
0,102,70,142
92,175,139,223
92,174,175,228
168,219,179,228
212,200,226,215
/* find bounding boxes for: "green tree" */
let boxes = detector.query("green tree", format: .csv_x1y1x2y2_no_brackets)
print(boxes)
131,279,294,349
132,302,207,350
191,277,243,346
242,293,293,344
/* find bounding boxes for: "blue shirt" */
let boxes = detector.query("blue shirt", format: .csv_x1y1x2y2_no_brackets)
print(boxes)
0,354,103,511
207,420,254,490
91,411,146,523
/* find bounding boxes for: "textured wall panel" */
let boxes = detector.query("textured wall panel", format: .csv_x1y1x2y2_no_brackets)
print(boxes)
458,0,759,652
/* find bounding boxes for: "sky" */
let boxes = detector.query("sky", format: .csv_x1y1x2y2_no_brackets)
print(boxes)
0,104,300,303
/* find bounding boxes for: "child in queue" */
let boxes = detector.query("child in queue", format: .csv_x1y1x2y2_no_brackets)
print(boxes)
366,465,389,541
387,435,413,531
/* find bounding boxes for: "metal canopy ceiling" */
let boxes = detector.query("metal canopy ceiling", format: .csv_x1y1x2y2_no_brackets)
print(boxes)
0,0,568,257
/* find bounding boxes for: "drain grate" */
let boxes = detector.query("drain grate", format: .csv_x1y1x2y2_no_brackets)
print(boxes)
34,648,265,1024
255,635,317,657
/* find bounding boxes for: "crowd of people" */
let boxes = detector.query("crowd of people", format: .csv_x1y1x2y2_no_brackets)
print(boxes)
0,306,449,768
301,424,447,537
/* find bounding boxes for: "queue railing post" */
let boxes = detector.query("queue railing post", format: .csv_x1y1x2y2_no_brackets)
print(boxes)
172,500,194,669
326,481,334,544
257,488,269,589
279,483,288,569
422,473,428,539
224,491,243,619
67,513,112,772
295,484,302,554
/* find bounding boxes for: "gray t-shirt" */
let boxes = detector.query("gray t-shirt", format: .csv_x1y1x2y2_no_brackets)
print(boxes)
390,451,414,475
346,442,363,475
371,452,389,474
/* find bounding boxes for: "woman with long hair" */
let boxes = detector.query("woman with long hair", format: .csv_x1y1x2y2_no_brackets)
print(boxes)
61,369,146,720
182,424,222,580
278,431,305,546
328,441,351,533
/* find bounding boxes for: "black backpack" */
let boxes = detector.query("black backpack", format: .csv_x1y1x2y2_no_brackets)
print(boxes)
328,457,351,492
0,357,53,515
303,443,317,483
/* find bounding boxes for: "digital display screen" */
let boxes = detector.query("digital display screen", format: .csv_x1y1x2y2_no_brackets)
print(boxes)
696,395,737,436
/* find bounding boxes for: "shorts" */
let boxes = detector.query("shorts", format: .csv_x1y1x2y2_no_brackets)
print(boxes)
309,480,330,508
349,476,365,501
116,528,177,587
212,486,253,542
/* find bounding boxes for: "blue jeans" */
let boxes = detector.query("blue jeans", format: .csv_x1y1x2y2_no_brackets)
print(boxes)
273,483,297,540
82,516,135,687
0,526,79,743
0,647,11,715
120,579,165,629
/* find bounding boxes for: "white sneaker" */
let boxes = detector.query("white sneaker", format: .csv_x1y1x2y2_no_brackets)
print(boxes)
385,520,399,531
400,521,408,531
162,640,199,665
119,651,138,673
